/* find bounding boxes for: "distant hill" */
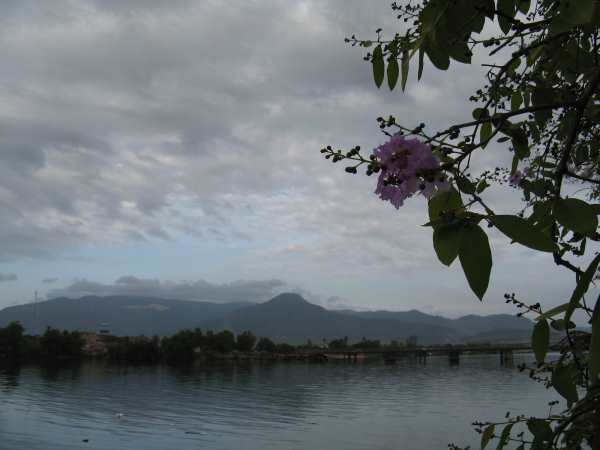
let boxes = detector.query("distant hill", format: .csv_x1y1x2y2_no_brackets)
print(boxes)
465,328,562,345
451,314,532,334
206,293,530,345
337,309,456,327
338,309,532,335
0,293,534,344
464,328,536,344
0,296,251,336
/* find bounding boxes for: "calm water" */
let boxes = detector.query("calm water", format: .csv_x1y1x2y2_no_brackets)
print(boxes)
0,353,560,450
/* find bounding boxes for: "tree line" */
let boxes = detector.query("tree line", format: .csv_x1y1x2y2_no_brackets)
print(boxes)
0,321,417,366
0,322,84,363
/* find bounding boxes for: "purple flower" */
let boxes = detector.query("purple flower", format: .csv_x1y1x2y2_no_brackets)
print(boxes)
509,171,522,186
509,167,530,187
373,134,449,208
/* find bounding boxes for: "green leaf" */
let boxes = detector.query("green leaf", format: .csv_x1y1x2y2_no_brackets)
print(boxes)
565,253,600,323
506,58,521,78
481,424,495,450
517,0,531,14
401,50,409,91
470,9,485,33
448,41,471,64
496,423,513,450
532,319,549,363
456,175,476,194
554,198,598,236
498,0,516,34
511,130,530,159
480,121,493,147
532,87,554,124
372,45,385,88
511,155,519,175
591,299,600,385
552,363,578,403
420,0,447,32
523,179,552,198
575,145,589,165
459,224,492,300
527,419,552,444
472,108,489,120
387,57,399,90
511,92,522,111
428,189,463,222
590,203,600,215
490,215,556,252
424,40,450,70
477,0,495,19
559,0,596,26
418,46,425,80
476,180,490,194
433,225,462,266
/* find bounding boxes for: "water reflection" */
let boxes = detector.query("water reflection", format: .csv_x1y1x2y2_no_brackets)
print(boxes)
0,364,20,391
39,361,83,381
0,354,558,450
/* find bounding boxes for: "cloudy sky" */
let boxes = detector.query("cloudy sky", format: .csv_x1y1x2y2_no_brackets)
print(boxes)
0,0,584,318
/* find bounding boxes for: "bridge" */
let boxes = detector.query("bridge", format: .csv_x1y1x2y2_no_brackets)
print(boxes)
300,343,532,365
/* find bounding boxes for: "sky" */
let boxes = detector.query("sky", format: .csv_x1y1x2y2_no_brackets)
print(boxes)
0,0,586,318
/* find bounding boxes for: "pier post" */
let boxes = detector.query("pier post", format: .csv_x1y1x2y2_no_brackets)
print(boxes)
448,350,460,365
500,350,514,367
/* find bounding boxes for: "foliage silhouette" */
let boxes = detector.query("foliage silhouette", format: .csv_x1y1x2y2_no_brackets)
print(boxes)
321,1,600,447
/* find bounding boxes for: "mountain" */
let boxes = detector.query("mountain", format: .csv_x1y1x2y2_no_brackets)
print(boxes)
0,293,533,344
451,314,532,334
464,328,538,344
0,295,251,336
337,309,456,327
207,293,471,345
338,309,532,335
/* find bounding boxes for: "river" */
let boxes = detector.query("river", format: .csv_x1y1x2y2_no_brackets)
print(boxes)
0,353,559,450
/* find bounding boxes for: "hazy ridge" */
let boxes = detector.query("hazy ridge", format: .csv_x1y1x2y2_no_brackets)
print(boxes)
0,293,533,344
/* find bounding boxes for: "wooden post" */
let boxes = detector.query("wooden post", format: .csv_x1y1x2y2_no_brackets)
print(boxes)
500,350,514,367
417,349,428,363
448,350,460,365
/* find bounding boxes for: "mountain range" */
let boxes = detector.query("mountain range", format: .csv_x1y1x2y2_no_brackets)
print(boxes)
0,293,533,345
0,295,250,337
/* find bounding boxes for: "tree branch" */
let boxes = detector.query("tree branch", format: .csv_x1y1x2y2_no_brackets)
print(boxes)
554,68,600,198
565,170,600,185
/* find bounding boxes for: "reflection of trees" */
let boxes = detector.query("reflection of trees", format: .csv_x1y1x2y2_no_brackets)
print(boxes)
39,361,82,382
0,365,20,392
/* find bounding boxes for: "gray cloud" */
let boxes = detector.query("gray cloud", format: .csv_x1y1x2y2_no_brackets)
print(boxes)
0,0,421,261
0,1,580,316
0,273,17,282
42,278,59,284
48,276,286,303
325,295,357,310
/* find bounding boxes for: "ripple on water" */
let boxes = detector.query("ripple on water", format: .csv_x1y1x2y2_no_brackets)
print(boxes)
0,354,560,450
